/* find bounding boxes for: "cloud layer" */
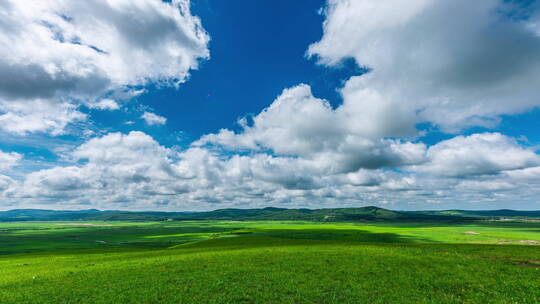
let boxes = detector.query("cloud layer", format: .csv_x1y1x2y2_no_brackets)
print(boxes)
308,0,540,134
142,112,167,126
0,151,21,171
1,0,539,211
2,119,538,210
0,0,209,134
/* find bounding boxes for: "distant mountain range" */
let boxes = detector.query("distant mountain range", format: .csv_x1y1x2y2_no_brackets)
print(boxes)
1,206,539,222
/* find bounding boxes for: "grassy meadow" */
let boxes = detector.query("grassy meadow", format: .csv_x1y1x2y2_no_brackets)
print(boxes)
0,220,539,303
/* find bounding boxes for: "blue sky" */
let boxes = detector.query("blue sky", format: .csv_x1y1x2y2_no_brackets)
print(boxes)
0,0,539,211
105,0,361,143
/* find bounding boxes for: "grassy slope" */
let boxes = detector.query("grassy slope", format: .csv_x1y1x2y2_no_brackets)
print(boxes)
0,221,539,303
1,220,539,254
3,207,540,223
411,209,540,219
0,206,475,222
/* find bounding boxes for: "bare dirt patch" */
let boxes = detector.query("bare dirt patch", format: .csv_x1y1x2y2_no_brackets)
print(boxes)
55,223,113,227
482,257,540,269
496,240,539,245
463,231,479,235
514,260,540,269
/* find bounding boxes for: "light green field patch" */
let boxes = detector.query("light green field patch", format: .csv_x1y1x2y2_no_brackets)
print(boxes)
0,220,539,303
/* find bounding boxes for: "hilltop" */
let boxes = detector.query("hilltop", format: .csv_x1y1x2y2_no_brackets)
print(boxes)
0,206,494,222
1,206,539,222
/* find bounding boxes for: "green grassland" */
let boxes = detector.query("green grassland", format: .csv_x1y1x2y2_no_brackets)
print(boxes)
0,220,539,303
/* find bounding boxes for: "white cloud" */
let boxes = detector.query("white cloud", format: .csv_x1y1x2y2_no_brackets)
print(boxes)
14,131,180,206
0,150,21,171
456,180,516,192
73,131,169,163
0,0,209,134
0,175,15,196
504,166,540,181
410,133,540,177
141,111,167,126
2,1,540,211
308,0,540,134
1,130,539,210
89,99,119,111
198,85,427,173
0,100,86,135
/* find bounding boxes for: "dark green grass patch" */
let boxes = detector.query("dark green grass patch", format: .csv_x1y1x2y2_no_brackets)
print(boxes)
0,221,539,303
1,237,540,304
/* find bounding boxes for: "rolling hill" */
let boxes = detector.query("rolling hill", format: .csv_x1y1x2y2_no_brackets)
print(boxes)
1,206,538,222
408,209,540,219
0,206,484,222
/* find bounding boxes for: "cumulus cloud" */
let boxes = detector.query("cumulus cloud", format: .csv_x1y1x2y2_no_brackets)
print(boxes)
141,112,167,126
1,129,538,210
15,132,179,205
505,166,540,181
0,174,15,196
8,83,536,210
2,0,540,210
198,85,427,173
308,0,540,134
0,151,20,201
73,131,170,164
411,133,540,177
0,0,209,134
456,180,516,192
0,100,86,135
0,150,21,171
0,131,393,209
89,99,120,111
